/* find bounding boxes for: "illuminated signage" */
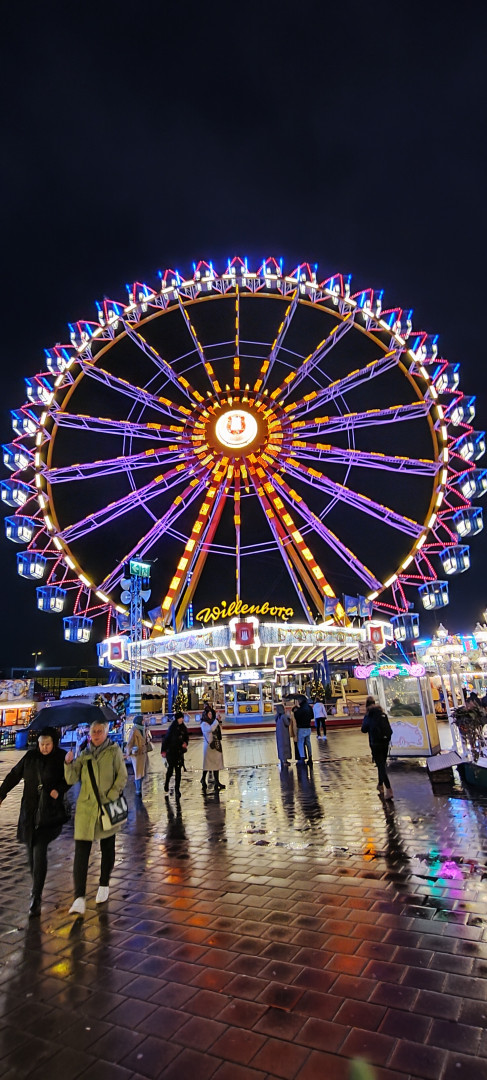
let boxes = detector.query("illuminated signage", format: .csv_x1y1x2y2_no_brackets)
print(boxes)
196,599,294,624
354,662,426,679
129,559,151,578
215,410,258,449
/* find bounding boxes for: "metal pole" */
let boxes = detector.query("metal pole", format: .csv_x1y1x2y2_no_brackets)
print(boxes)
129,571,142,717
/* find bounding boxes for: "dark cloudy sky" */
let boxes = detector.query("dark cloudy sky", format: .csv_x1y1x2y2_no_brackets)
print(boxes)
1,1,487,670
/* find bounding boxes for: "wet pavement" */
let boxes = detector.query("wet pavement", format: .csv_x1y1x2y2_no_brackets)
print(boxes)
1,728,487,1080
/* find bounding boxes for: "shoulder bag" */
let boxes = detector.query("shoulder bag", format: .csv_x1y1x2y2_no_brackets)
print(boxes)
87,759,128,831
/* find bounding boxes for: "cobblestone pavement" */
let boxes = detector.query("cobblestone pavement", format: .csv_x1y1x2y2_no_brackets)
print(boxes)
1,729,487,1080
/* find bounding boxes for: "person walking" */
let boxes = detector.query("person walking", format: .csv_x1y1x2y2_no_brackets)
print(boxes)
163,712,189,798
361,704,394,799
126,714,148,796
0,727,69,917
275,703,291,767
313,698,327,739
65,719,127,915
293,696,314,763
201,709,225,791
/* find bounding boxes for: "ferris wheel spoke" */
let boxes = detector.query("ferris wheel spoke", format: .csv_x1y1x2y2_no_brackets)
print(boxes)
234,285,241,390
285,350,402,417
100,475,210,594
270,311,355,402
295,401,431,437
234,466,241,600
123,322,205,405
283,459,423,538
78,359,193,422
177,295,222,401
44,446,190,484
268,471,382,591
291,442,438,476
50,411,186,441
60,461,208,543
254,289,299,393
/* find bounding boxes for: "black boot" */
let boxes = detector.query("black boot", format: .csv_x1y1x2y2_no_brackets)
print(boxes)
29,895,41,918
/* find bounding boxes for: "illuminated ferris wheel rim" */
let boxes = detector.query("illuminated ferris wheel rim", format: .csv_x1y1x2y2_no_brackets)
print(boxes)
3,256,485,641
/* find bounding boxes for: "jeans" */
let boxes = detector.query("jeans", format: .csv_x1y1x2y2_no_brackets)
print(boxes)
73,836,116,898
372,746,390,788
297,728,312,761
315,715,327,736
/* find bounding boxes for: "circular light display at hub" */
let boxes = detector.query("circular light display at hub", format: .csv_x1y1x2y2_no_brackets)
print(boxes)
215,409,258,449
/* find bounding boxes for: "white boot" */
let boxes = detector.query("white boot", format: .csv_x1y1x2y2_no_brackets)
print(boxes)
69,897,86,915
96,886,109,904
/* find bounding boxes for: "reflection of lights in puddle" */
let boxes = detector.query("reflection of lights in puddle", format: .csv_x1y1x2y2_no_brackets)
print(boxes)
50,960,73,977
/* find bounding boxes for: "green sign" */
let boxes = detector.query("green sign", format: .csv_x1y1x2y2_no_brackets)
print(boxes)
130,559,151,578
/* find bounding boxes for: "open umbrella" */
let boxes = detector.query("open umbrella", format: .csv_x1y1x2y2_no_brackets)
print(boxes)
29,702,119,731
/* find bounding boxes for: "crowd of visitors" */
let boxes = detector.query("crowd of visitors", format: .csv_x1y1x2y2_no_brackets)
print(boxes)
0,692,396,917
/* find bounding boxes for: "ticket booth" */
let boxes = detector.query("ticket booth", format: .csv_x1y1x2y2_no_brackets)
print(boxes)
222,669,274,722
354,660,440,756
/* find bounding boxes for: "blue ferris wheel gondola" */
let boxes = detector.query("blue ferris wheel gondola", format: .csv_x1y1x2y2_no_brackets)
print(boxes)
418,581,449,610
455,469,487,500
455,431,486,463
1,480,31,508
63,616,93,643
452,506,483,538
36,586,67,613
17,552,47,579
390,613,420,641
5,516,37,543
439,545,470,575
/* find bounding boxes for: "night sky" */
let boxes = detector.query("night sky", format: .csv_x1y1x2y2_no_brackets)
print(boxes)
2,1,487,671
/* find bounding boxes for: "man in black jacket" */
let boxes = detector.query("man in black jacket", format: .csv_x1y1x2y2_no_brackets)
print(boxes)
293,697,314,763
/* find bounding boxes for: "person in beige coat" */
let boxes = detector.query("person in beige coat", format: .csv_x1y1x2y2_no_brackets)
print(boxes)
65,720,127,915
126,715,148,796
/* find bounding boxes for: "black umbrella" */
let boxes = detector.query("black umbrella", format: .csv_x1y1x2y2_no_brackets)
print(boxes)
29,702,120,731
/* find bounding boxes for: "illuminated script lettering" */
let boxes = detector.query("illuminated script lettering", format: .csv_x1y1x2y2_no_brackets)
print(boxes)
195,600,294,624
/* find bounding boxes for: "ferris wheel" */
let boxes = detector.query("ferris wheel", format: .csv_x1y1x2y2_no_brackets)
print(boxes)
2,257,485,645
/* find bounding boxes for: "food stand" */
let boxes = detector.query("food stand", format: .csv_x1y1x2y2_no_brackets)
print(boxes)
354,660,440,757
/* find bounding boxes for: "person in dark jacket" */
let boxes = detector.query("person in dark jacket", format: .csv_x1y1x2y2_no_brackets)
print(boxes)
163,712,189,799
361,705,394,799
293,697,314,763
0,727,69,916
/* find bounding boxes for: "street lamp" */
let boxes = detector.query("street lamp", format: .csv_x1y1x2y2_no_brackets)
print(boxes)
31,650,42,670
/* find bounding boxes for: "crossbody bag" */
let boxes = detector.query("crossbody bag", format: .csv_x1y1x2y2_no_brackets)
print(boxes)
86,759,128,831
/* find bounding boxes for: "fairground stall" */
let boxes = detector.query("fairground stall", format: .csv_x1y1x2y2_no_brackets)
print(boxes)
99,618,388,724
354,658,440,756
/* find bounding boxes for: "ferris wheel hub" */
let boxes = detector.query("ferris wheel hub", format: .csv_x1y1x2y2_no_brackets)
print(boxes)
215,409,259,450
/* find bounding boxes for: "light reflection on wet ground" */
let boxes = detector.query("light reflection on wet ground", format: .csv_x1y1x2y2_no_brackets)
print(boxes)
0,728,487,1078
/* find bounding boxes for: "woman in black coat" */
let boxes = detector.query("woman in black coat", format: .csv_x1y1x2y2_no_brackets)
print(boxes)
162,712,189,799
0,727,69,916
361,705,394,800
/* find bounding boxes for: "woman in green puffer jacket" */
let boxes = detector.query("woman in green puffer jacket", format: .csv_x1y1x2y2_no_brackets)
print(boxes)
64,720,127,915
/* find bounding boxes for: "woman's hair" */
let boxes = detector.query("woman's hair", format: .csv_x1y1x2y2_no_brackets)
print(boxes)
174,711,184,720
367,705,385,720
275,703,285,715
37,726,59,746
90,720,109,732
365,696,375,708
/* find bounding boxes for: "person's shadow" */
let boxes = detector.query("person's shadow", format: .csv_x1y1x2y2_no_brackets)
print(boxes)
163,796,189,859
295,760,324,822
278,766,296,825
